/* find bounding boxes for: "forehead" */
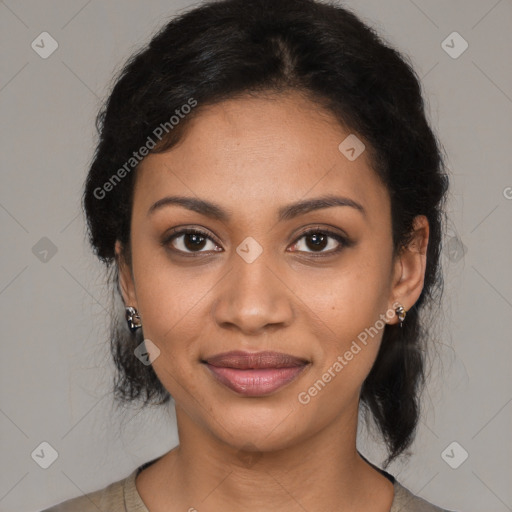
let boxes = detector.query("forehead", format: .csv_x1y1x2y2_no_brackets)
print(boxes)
135,92,390,224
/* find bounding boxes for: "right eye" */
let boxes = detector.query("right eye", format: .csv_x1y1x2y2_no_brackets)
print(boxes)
162,228,223,255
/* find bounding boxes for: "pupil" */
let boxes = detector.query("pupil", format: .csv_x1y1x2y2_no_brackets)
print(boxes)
307,233,327,251
185,233,206,251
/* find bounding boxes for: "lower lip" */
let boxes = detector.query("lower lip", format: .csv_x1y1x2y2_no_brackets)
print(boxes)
204,363,308,396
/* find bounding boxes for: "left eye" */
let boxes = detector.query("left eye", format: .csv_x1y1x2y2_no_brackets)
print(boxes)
289,230,347,254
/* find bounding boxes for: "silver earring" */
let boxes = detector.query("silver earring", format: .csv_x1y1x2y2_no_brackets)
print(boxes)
395,304,406,328
125,306,142,332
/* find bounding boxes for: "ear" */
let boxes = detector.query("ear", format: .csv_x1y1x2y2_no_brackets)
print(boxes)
387,215,429,325
115,240,138,308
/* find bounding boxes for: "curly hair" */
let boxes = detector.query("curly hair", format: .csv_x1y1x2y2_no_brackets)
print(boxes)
83,0,449,468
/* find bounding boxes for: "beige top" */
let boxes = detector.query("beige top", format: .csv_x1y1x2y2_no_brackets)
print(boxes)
41,459,455,512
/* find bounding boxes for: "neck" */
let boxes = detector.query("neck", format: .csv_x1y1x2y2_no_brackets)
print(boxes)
141,403,394,512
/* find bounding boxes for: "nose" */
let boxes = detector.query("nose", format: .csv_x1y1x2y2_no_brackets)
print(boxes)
212,251,294,335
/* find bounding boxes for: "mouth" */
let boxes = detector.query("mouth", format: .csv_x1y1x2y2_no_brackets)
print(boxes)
201,350,310,397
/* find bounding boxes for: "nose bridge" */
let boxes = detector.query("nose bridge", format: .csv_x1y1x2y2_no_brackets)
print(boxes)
212,246,293,333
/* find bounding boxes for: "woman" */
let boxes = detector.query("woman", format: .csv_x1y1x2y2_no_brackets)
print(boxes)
43,0,456,510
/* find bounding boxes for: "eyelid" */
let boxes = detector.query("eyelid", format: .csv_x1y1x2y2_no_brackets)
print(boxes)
165,226,220,243
292,224,349,241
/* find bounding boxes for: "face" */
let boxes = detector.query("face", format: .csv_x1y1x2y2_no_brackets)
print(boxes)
117,90,428,452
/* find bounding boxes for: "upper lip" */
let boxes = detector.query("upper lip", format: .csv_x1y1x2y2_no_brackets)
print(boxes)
203,351,309,369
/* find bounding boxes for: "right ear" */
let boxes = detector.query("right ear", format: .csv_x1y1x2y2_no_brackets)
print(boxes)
115,240,137,308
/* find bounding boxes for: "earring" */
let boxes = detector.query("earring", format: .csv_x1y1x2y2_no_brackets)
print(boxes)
125,306,142,332
395,304,407,328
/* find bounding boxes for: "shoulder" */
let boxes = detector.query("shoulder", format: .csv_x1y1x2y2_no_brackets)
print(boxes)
392,480,458,512
40,469,140,512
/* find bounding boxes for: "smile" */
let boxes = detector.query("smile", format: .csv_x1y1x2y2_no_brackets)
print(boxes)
202,350,310,396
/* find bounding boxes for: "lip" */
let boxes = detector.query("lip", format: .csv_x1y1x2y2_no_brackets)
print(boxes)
204,350,309,369
202,351,310,396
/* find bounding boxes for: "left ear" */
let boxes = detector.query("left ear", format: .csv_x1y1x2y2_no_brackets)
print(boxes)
388,215,430,325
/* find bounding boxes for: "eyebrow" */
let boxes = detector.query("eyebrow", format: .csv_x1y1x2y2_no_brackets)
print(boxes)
147,194,366,222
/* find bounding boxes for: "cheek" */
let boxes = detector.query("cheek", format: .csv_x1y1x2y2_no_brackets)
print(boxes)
296,300,387,419
129,250,214,386
304,253,390,330
131,236,211,332
297,255,391,387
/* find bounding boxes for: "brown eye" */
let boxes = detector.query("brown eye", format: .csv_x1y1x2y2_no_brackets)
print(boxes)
164,229,221,254
289,229,349,255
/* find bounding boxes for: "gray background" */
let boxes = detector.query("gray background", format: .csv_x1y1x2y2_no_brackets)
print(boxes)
1,1,511,511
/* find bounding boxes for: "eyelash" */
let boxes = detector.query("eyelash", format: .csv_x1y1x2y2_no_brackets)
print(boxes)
162,226,352,258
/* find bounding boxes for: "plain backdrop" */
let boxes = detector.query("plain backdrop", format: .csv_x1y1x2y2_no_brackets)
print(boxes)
1,1,511,511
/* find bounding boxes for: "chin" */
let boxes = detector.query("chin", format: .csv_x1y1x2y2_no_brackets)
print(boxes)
205,402,309,452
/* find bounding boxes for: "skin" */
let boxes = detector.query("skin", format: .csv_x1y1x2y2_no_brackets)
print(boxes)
116,90,429,512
